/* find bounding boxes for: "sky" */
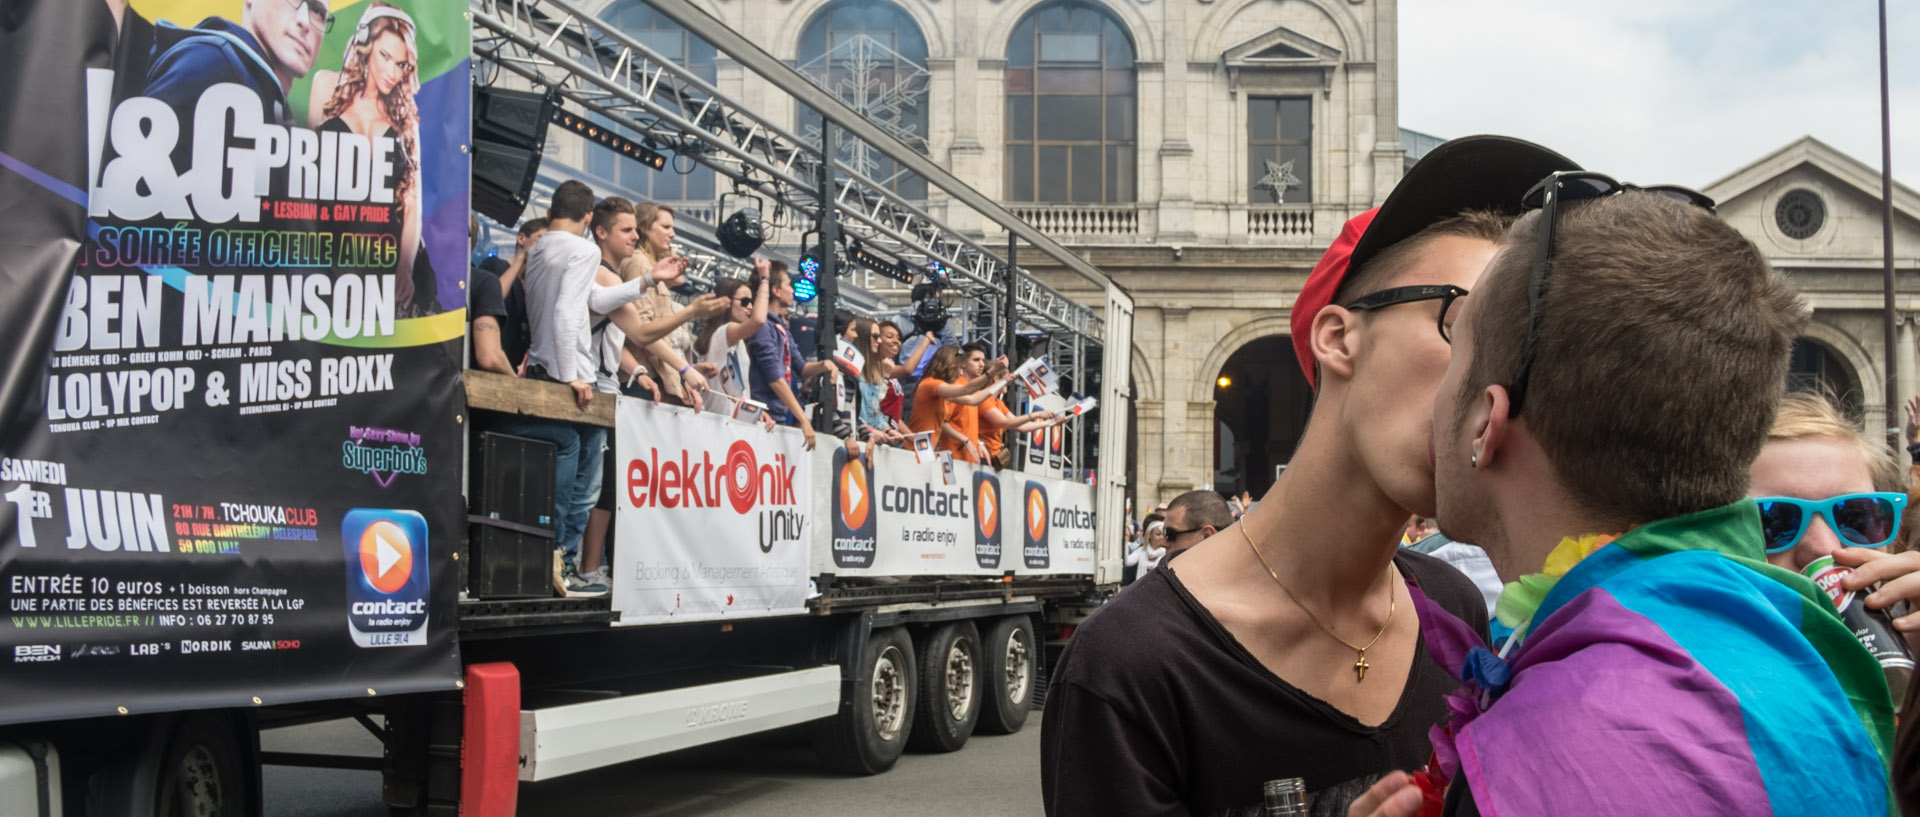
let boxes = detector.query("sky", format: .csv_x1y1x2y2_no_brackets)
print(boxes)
1399,0,1920,190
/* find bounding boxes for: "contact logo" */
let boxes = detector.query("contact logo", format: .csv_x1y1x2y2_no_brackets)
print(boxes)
830,448,877,568
342,509,429,648
1023,483,1050,569
973,470,1002,569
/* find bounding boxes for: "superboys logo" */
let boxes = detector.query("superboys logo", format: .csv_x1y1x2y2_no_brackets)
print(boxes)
973,470,1001,569
830,448,876,568
1022,483,1049,569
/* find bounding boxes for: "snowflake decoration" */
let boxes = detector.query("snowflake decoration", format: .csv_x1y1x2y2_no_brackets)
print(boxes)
798,33,930,186
1255,158,1301,204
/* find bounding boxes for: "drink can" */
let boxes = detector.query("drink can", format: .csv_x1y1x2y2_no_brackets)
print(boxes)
1803,555,1914,701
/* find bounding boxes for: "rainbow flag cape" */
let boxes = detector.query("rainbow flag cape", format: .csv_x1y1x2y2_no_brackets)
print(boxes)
1414,500,1895,816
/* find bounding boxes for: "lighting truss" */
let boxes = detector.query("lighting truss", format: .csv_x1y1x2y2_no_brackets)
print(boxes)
468,0,1103,342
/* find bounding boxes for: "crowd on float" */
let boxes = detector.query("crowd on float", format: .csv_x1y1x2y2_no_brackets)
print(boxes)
1044,136,1920,817
465,179,1071,596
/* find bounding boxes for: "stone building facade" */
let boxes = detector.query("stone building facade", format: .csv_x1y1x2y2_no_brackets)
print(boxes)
537,0,1918,507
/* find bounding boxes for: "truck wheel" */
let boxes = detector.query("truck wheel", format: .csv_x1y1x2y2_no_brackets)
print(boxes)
89,713,255,817
812,626,916,775
907,621,980,753
156,713,253,817
977,615,1035,735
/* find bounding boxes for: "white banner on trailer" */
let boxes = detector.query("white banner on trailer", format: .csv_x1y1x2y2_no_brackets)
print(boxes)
612,398,814,625
1008,475,1098,576
820,443,1093,578
825,444,1002,576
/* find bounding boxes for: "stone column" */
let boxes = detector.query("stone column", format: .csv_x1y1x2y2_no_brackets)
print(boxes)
1156,3,1195,241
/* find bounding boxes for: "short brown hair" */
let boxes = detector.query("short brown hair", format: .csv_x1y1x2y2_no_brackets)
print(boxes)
1333,210,1514,307
517,217,550,237
1461,192,1807,524
591,197,636,240
1168,490,1234,532
548,180,594,222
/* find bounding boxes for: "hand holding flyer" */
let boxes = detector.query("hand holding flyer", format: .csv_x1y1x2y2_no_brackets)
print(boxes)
834,337,866,376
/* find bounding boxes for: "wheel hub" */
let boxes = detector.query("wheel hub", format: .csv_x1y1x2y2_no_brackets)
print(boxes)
1005,630,1031,706
871,645,907,742
945,638,975,721
159,743,223,817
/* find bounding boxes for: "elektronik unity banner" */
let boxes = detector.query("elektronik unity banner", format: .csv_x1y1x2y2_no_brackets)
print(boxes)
613,399,815,625
0,0,468,724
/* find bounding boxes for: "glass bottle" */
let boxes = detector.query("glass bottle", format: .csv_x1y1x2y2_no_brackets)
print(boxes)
1262,777,1307,817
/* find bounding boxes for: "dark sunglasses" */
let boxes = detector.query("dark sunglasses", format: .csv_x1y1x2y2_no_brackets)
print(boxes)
1755,493,1907,554
1162,525,1204,541
1508,172,1718,414
735,297,754,307
1344,284,1469,344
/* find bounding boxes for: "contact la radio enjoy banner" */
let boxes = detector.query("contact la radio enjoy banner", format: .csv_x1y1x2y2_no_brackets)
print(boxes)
824,444,1009,577
613,399,813,625
1009,475,1097,576
0,0,468,724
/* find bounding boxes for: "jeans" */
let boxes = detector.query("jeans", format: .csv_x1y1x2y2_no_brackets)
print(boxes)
490,417,602,566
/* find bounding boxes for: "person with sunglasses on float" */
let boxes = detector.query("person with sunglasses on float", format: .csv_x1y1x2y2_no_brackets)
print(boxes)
1348,173,1892,817
1042,136,1578,817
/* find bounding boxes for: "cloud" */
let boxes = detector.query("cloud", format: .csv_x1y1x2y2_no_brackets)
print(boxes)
1400,0,1920,189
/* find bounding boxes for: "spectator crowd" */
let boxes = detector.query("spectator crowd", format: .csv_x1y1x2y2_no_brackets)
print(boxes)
468,179,1070,596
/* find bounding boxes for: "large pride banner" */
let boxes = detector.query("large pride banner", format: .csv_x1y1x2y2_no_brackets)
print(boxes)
0,0,469,723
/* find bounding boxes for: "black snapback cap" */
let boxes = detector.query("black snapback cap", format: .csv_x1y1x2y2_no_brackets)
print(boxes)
1345,134,1583,280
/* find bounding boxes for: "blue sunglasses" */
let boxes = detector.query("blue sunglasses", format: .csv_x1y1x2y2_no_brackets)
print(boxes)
1755,493,1908,554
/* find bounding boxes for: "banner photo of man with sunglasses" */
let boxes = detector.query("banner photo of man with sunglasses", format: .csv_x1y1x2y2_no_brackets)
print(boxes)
1348,175,1894,817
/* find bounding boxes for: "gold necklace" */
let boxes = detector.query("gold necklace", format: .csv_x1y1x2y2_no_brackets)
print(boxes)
1238,524,1396,682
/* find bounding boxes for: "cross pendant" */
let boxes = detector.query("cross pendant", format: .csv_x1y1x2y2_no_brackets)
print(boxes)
1353,652,1369,682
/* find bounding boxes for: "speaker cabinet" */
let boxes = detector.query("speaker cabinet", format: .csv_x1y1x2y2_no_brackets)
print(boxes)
469,432,558,599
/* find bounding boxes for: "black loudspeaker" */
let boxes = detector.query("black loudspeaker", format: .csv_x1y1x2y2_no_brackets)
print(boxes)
471,87,557,226
469,431,558,599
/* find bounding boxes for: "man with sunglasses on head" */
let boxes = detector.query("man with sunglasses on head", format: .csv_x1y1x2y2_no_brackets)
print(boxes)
1349,174,1893,817
1042,136,1579,817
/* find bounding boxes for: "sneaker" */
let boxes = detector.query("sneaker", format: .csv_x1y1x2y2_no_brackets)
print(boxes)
562,562,609,597
580,567,613,589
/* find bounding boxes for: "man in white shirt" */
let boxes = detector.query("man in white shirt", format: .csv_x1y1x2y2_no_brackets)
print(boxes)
499,180,608,595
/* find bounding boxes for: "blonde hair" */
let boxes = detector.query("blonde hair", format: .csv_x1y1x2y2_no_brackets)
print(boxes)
1768,391,1904,493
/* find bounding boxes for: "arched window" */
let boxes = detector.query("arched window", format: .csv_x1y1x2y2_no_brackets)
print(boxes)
1788,338,1864,419
1005,2,1135,203
798,1,931,199
592,1,716,203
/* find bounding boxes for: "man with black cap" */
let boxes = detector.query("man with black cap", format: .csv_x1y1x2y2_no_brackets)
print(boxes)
1040,136,1579,817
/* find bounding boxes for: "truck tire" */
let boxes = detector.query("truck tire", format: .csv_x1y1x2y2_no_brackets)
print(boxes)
907,621,981,753
88,713,255,817
812,626,916,775
977,615,1036,735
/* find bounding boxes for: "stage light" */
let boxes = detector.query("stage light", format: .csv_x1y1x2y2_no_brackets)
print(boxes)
1217,376,1232,388
848,239,914,284
716,208,765,258
551,110,667,170
794,231,822,303
926,260,949,280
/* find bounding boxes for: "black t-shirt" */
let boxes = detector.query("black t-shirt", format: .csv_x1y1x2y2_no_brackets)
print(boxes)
468,266,508,371
476,257,533,369
1040,548,1490,817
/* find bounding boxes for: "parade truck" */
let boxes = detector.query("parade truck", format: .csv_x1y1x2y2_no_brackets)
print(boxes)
0,0,1133,814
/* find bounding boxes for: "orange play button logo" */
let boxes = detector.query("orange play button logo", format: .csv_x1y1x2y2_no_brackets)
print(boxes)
358,519,414,594
1026,487,1047,543
840,459,870,530
977,482,999,538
